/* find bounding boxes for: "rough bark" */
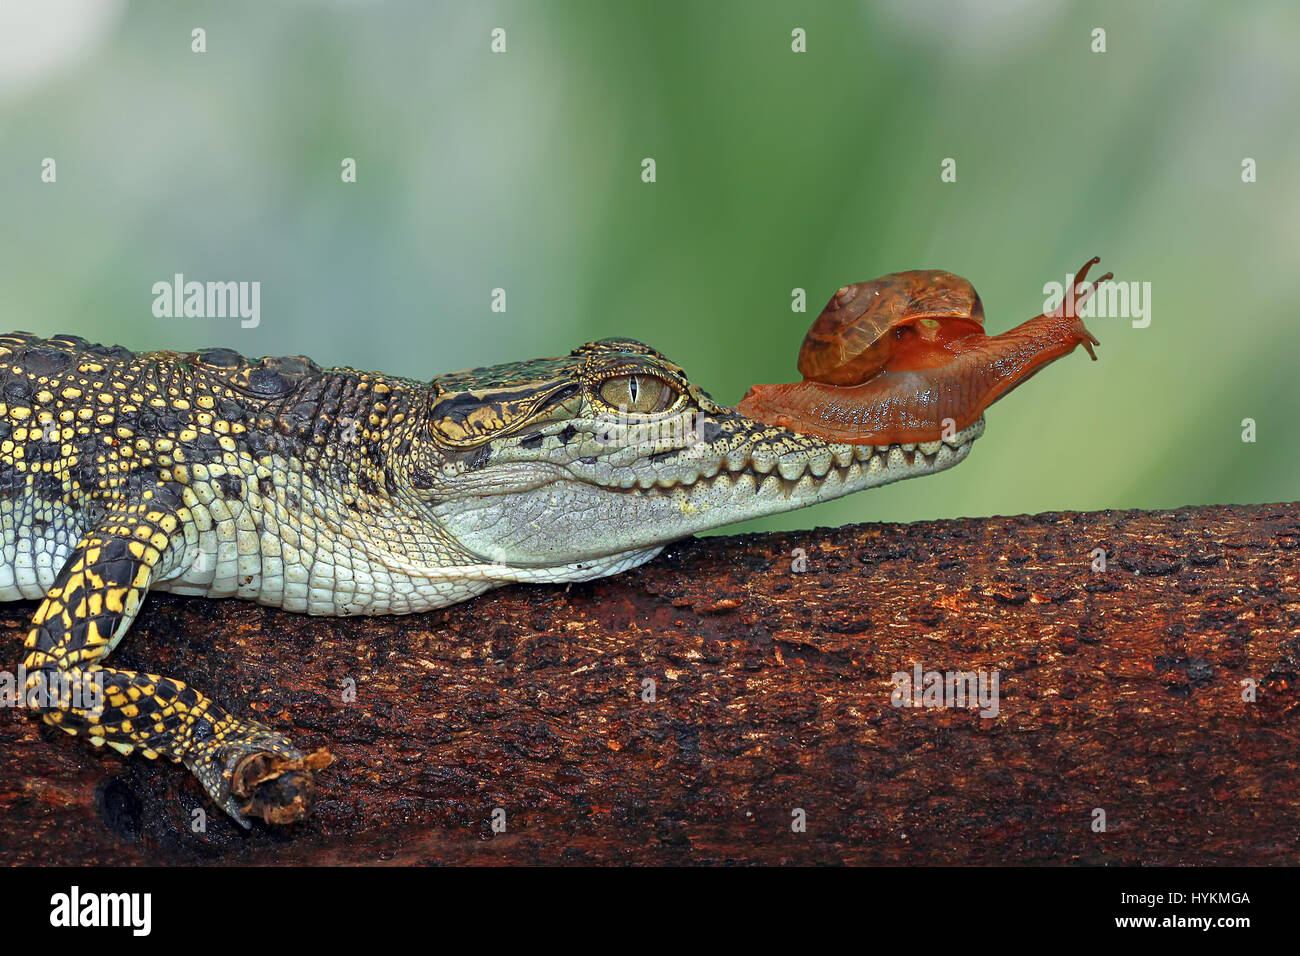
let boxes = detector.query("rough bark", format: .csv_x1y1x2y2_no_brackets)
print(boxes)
1,502,1298,865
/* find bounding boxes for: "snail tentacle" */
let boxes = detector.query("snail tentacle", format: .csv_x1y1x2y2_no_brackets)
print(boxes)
738,260,1108,445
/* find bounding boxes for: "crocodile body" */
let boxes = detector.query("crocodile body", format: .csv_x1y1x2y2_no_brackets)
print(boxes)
5,330,982,824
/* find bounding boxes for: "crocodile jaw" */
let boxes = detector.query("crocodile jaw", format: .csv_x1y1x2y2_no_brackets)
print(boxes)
431,417,984,569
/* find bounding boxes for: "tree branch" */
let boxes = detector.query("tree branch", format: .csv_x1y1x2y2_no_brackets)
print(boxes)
2,502,1297,864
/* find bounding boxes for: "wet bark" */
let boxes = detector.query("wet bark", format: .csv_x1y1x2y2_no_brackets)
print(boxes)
2,502,1298,865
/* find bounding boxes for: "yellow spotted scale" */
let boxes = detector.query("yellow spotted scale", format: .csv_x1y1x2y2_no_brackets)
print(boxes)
5,331,984,825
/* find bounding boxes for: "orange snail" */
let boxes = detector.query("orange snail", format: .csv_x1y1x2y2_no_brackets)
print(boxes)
737,258,1111,445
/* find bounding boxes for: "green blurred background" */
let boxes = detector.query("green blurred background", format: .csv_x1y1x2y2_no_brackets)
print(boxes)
2,0,1296,535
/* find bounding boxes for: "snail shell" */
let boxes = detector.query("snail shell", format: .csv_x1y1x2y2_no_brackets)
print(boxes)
798,270,984,386
738,259,1107,445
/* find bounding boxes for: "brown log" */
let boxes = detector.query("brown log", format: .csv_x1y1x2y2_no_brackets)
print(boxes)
1,502,1298,865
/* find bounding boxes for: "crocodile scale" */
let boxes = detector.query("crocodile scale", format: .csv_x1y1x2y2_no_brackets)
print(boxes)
3,331,982,825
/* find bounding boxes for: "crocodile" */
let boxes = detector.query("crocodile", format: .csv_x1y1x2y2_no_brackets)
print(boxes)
3,331,982,825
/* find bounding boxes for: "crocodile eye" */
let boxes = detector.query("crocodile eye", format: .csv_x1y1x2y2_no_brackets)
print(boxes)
598,374,678,414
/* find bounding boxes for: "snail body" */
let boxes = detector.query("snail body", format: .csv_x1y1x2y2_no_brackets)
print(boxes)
738,259,1107,445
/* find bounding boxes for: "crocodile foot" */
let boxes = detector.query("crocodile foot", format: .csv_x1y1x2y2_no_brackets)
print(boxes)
186,726,334,828
231,748,334,825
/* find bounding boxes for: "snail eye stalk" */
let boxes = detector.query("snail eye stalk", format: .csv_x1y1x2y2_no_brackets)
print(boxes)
738,262,1103,446
598,374,679,414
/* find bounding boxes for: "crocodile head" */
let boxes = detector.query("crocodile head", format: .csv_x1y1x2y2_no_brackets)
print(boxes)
413,338,982,569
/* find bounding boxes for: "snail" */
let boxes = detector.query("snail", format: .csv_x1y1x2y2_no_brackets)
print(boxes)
737,257,1110,445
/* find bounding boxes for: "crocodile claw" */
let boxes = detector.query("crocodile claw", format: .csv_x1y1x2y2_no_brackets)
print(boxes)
186,728,333,828
231,748,334,826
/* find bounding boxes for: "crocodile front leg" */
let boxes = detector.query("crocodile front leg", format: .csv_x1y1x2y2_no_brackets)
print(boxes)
20,502,329,826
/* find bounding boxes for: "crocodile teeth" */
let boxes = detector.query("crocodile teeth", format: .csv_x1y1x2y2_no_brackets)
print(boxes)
728,470,759,494
756,473,781,496
806,450,833,478
887,445,916,469
832,447,854,468
918,439,943,456
750,456,776,475
790,473,816,495
777,460,806,481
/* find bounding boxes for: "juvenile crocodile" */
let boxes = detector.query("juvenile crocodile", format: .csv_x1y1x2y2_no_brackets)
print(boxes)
5,331,982,825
